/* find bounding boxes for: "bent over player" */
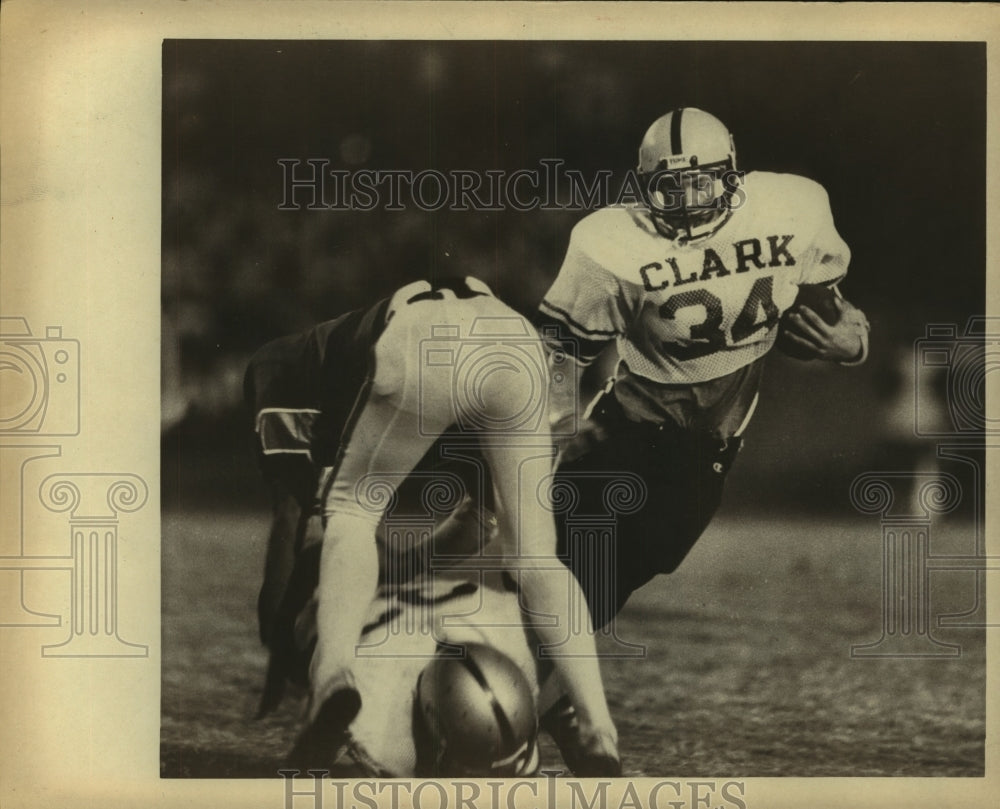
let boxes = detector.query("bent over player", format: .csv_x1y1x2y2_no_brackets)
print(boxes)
537,108,871,629
245,277,619,775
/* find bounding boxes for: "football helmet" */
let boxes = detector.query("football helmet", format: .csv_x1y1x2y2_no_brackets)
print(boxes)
636,107,741,243
414,643,539,777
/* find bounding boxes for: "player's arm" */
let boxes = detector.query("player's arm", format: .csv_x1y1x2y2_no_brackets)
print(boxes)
785,181,870,365
534,227,628,431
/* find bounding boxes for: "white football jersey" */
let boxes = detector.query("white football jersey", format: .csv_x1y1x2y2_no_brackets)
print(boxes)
539,171,851,384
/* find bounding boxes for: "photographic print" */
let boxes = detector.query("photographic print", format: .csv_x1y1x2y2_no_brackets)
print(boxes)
1,3,997,809
161,37,986,780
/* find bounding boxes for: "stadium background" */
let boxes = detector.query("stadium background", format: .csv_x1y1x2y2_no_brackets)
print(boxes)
161,40,984,515
160,40,986,777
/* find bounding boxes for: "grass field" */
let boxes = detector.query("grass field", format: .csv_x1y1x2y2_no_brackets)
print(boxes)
161,509,985,778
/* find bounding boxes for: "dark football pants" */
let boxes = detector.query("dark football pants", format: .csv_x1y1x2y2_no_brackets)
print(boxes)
554,389,742,629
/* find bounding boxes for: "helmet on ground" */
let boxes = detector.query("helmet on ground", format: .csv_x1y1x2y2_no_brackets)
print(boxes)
414,642,539,776
636,107,741,243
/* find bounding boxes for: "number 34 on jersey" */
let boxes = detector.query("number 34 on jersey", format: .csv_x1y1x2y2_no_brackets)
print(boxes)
538,172,851,384
639,234,796,362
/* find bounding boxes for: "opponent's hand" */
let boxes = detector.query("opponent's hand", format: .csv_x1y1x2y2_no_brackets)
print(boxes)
782,297,868,363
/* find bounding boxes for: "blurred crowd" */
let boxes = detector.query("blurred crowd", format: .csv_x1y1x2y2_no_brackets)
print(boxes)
160,41,981,516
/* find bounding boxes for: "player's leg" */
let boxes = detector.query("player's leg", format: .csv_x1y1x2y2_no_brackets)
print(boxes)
308,395,446,697
557,387,737,627
292,297,460,768
286,399,403,770
611,408,737,599
463,316,619,775
551,390,637,629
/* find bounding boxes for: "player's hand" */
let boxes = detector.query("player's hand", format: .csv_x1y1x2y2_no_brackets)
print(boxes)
782,297,868,363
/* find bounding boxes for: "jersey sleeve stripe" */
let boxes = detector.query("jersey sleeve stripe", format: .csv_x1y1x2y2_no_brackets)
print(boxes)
538,299,619,337
534,311,612,364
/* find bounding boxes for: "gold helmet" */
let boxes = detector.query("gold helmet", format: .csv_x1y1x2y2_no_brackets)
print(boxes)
414,643,539,776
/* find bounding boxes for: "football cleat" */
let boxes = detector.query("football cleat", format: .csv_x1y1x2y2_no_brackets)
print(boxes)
285,670,362,773
637,107,741,244
540,695,622,777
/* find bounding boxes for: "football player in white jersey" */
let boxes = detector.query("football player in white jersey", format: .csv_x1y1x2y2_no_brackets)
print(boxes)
536,108,871,630
247,277,620,775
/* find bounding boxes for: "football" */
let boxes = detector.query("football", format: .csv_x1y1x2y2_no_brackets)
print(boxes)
775,283,842,360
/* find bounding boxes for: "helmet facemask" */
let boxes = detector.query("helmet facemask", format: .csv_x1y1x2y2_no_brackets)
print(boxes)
639,156,739,243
